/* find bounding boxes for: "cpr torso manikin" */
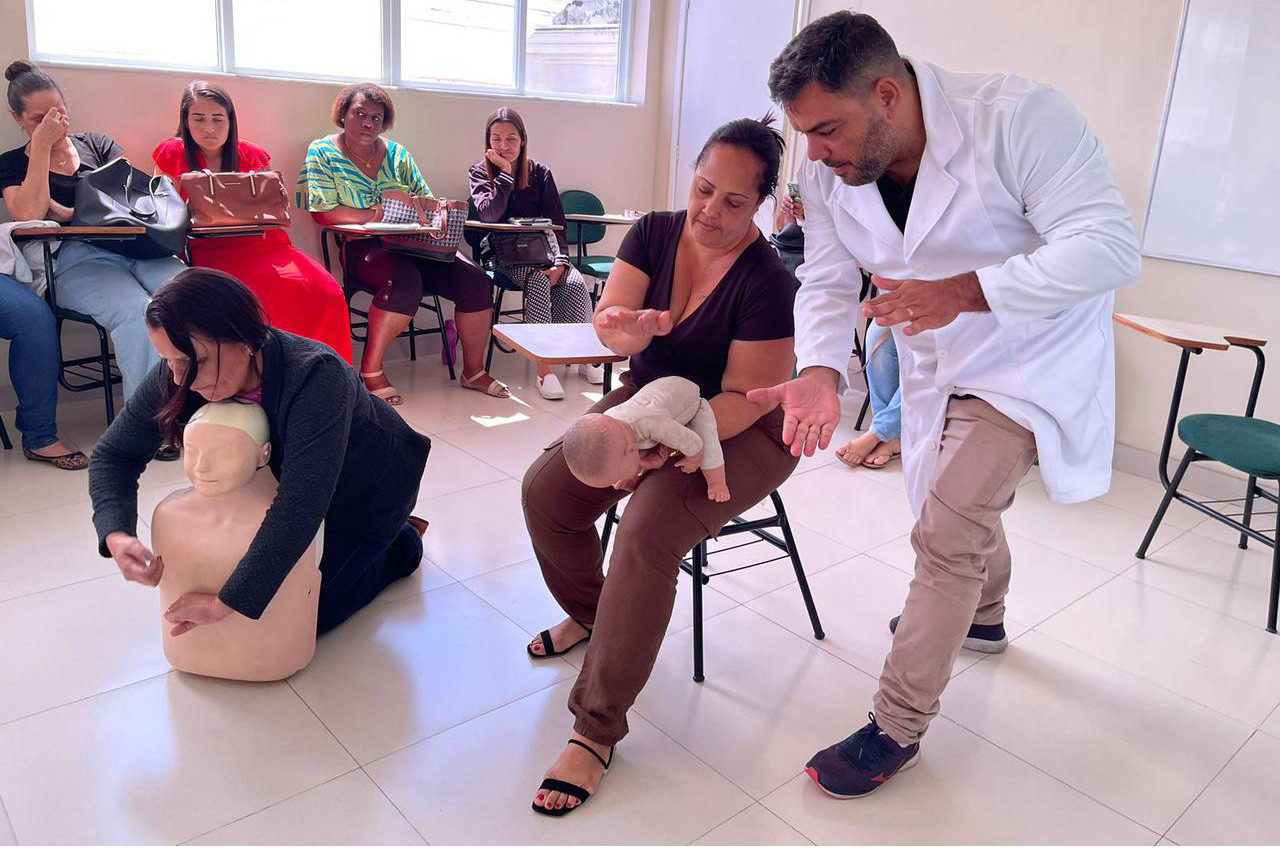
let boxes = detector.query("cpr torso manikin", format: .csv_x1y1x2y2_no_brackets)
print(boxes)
152,400,321,681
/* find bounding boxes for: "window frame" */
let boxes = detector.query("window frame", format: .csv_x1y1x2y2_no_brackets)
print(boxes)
25,0,636,104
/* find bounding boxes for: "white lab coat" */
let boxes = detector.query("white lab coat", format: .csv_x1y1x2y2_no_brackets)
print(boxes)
794,60,1141,514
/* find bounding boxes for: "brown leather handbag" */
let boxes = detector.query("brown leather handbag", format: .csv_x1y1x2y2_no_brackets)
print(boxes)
180,169,291,228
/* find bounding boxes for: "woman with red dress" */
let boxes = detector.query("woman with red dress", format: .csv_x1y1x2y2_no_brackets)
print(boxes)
152,81,353,363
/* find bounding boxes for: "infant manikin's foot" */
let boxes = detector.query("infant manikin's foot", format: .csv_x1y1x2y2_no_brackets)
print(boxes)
707,483,730,502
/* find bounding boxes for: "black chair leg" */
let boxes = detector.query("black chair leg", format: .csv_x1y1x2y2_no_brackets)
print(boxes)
1268,528,1279,634
1239,475,1258,551
408,318,418,362
486,287,506,374
772,492,825,640
691,539,706,683
99,325,116,424
600,505,618,555
0,414,12,451
1137,451,1195,558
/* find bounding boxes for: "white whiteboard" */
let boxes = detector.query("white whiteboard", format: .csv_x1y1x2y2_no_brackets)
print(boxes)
1142,0,1280,278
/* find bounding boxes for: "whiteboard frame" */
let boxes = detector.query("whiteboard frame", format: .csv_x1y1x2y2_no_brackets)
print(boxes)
1139,0,1280,278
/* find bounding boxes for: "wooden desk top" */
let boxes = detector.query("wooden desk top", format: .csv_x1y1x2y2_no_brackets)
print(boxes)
12,225,145,239
491,323,626,365
464,220,564,232
189,224,286,237
564,213,642,225
1114,313,1268,350
324,221,562,235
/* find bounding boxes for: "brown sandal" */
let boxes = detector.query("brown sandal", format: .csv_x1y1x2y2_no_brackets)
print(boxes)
461,370,511,398
24,447,89,471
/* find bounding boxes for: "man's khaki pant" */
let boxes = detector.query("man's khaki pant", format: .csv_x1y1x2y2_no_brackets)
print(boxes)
873,395,1038,746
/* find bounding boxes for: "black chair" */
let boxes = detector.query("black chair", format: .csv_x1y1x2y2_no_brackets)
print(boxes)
28,238,122,425
852,271,876,431
0,413,12,450
318,229,456,379
462,201,524,373
600,489,824,682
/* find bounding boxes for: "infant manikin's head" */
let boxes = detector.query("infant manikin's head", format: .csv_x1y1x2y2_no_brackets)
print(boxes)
182,400,271,497
563,414,639,489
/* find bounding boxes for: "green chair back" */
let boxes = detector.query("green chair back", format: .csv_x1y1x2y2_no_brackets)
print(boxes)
560,189,607,248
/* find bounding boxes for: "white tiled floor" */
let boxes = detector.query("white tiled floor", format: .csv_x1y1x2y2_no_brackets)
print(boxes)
1,357,1278,844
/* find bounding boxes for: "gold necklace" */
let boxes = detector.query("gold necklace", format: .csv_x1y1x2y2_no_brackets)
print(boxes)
341,136,379,170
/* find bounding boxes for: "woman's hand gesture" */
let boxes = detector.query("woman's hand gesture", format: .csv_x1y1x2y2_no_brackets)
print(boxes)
106,532,163,586
596,307,673,337
31,107,69,152
485,148,513,175
164,592,234,637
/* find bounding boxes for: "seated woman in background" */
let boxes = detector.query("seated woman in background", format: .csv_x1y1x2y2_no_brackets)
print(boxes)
468,107,598,400
152,81,354,364
835,322,901,470
301,83,506,404
0,61,184,403
0,272,87,469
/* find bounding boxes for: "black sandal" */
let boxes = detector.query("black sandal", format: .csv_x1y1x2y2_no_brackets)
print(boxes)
531,738,613,817
527,619,591,659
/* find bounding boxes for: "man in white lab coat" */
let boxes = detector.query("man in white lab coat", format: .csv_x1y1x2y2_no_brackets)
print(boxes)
749,11,1140,798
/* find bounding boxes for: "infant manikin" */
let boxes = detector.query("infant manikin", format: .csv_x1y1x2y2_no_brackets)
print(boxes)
563,375,729,502
152,400,321,681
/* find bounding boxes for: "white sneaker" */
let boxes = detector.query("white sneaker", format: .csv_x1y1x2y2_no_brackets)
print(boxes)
537,372,565,400
579,363,605,385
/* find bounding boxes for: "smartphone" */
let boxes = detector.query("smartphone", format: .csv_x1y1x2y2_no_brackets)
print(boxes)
787,181,801,202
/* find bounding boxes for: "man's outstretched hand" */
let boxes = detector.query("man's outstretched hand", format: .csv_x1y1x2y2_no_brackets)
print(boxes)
746,368,842,457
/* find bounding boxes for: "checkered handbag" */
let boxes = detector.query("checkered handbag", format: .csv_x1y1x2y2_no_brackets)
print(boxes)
376,190,467,263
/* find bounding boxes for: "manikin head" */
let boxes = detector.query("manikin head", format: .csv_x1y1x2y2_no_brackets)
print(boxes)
182,400,271,497
562,414,640,490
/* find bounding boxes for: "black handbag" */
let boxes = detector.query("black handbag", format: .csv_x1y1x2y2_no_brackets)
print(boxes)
72,157,191,259
484,226,559,268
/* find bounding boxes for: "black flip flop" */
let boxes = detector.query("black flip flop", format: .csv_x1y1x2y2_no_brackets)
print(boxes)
531,738,613,817
527,619,591,659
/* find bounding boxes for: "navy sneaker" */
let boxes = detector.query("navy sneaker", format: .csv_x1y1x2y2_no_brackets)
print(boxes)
805,713,920,798
888,615,1008,654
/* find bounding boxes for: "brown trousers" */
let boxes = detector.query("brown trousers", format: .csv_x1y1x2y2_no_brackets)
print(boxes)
873,396,1038,745
521,380,798,746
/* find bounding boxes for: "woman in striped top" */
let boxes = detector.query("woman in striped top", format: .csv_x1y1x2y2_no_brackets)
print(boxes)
301,83,507,403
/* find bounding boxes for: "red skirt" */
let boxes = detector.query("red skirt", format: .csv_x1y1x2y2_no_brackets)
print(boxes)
189,229,354,364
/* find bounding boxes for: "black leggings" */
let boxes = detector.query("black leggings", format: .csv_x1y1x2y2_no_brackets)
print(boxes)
346,241,493,317
316,521,423,634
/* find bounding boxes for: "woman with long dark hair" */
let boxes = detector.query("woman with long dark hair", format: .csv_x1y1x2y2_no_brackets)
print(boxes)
89,268,430,635
152,81,354,363
468,107,597,400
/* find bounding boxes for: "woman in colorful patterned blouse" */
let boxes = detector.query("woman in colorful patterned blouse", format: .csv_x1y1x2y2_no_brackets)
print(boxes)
301,83,507,403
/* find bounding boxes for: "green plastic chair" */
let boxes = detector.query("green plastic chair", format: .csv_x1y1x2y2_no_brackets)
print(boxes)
1132,328,1279,633
560,189,615,302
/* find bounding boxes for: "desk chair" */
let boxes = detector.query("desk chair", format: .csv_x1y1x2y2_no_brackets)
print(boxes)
318,228,456,379
1119,314,1278,632
600,489,824,682
463,201,524,373
30,238,121,425
560,190,615,305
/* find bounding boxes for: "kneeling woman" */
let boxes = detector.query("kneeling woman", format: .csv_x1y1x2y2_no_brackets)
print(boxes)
89,268,430,635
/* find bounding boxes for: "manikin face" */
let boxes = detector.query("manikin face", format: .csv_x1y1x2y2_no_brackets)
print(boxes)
186,96,229,155
182,423,269,497
686,143,764,250
784,80,899,187
488,120,522,164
